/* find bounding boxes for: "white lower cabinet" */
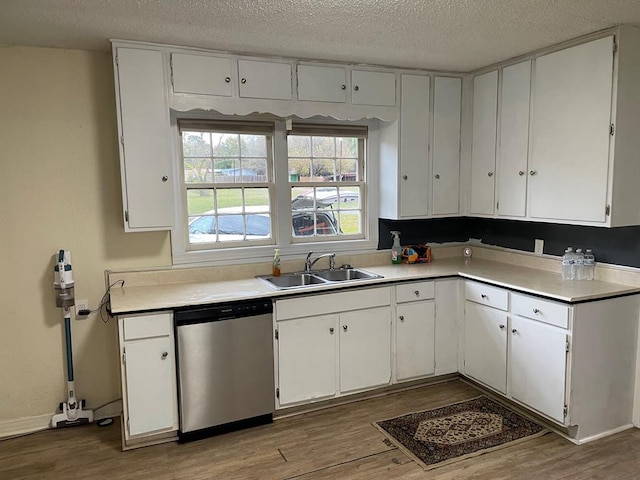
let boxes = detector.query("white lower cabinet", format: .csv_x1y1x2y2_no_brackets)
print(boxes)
118,312,179,449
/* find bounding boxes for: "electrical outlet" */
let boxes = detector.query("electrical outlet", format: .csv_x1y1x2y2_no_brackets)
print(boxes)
75,299,89,319
534,239,544,255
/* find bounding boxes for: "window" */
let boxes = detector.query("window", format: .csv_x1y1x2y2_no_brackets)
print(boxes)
288,125,366,241
179,121,274,249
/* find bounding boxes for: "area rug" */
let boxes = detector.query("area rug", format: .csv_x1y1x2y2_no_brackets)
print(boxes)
374,396,547,471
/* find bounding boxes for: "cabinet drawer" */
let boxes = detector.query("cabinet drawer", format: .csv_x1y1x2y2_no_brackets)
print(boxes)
465,281,508,311
276,287,391,321
396,281,435,303
511,293,569,329
123,312,173,340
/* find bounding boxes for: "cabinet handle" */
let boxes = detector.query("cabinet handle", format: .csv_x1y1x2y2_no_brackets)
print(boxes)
225,77,231,83
329,327,334,334
341,84,346,90
354,85,359,91
530,170,537,176
241,78,247,84
414,290,420,297
399,315,405,322
162,175,168,182
343,325,348,332
499,324,505,330
434,174,440,179
519,170,525,176
402,174,408,180
481,294,488,299
533,308,540,314
512,329,518,334
488,172,493,177
161,352,168,360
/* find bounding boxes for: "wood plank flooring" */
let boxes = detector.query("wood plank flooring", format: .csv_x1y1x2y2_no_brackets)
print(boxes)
3,380,640,479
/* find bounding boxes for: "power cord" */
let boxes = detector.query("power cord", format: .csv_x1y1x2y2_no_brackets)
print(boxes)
78,280,124,323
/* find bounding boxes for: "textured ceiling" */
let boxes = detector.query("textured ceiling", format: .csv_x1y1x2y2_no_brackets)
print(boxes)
2,0,640,72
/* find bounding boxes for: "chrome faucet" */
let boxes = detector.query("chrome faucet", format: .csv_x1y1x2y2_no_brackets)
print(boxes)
305,251,336,272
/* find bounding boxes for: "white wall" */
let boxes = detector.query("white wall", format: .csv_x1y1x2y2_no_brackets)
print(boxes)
0,45,172,426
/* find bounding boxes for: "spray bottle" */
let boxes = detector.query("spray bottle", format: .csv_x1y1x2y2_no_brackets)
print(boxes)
390,231,402,265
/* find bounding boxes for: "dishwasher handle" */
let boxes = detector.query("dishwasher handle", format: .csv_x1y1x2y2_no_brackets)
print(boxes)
174,299,273,326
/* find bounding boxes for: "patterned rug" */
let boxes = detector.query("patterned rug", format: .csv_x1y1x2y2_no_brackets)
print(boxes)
374,396,547,471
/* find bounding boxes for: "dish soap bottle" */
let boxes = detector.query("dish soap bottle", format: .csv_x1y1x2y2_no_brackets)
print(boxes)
272,249,281,277
390,231,402,265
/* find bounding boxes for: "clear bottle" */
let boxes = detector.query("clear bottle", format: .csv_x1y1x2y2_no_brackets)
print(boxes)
390,231,402,265
562,247,574,281
574,248,585,280
584,249,596,281
272,249,281,277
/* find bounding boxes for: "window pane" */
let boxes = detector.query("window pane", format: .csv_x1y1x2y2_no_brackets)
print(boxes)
288,158,311,182
184,158,213,183
336,137,358,158
214,159,240,183
240,134,267,157
182,131,212,157
337,187,361,209
288,135,311,157
216,188,243,210
212,133,240,157
189,215,217,243
187,189,214,215
244,188,270,212
338,211,361,235
312,136,335,157
312,159,335,181
240,158,268,182
337,159,358,182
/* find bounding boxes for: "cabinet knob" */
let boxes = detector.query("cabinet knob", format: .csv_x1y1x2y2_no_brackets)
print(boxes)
519,170,525,176
533,308,540,314
241,78,247,84
161,175,168,182
488,171,494,177
329,327,334,334
341,84,346,90
512,329,518,334
343,325,348,332
530,170,537,176
414,290,420,297
434,174,440,179
481,294,488,299
399,315,405,322
402,174,408,180
354,85,359,91
225,76,231,83
161,352,168,360
499,324,505,330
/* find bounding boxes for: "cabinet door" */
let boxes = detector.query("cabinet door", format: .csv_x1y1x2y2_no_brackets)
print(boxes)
510,316,568,423
498,61,531,217
432,76,462,215
114,47,173,230
277,315,337,405
124,336,177,436
399,75,430,217
529,36,614,222
396,302,435,381
351,70,396,106
470,70,498,215
297,65,347,102
237,59,292,100
171,53,233,96
339,307,391,393
464,302,507,393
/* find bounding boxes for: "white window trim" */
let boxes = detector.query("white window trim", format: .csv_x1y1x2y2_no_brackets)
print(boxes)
170,112,380,266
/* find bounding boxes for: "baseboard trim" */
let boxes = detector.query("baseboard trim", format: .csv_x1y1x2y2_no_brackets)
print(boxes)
575,424,636,445
0,414,51,439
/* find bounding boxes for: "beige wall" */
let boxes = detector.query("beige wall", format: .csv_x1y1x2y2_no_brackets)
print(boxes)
0,45,171,424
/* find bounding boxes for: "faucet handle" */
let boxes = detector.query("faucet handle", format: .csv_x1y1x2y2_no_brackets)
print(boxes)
329,253,336,270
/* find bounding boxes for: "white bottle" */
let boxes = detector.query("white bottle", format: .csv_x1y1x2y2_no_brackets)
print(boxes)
574,248,585,280
562,247,574,281
584,249,596,281
390,231,402,265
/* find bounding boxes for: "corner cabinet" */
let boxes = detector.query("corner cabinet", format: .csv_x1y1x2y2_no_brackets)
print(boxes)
112,45,174,231
117,312,179,450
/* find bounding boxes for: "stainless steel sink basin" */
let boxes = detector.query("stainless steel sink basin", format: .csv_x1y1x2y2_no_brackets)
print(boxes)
257,267,383,290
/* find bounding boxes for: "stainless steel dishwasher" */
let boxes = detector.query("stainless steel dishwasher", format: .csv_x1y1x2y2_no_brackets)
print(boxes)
174,298,274,439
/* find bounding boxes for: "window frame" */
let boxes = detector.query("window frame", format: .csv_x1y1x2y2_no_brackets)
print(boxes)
170,112,380,266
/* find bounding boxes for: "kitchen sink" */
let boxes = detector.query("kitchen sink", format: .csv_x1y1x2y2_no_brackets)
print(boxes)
257,267,383,290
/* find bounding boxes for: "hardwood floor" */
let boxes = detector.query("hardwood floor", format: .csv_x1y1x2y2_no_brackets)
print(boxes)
3,380,640,479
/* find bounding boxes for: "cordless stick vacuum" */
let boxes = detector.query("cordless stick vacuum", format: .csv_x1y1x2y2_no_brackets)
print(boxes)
51,250,93,428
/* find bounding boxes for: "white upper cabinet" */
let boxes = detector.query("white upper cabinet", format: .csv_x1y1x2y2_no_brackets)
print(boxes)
351,70,396,106
237,59,293,100
529,36,613,223
171,53,233,96
297,65,347,102
432,76,462,215
113,46,173,231
497,60,531,218
470,70,498,215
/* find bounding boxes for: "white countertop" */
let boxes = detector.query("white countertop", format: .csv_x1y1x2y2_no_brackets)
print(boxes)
108,257,640,314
